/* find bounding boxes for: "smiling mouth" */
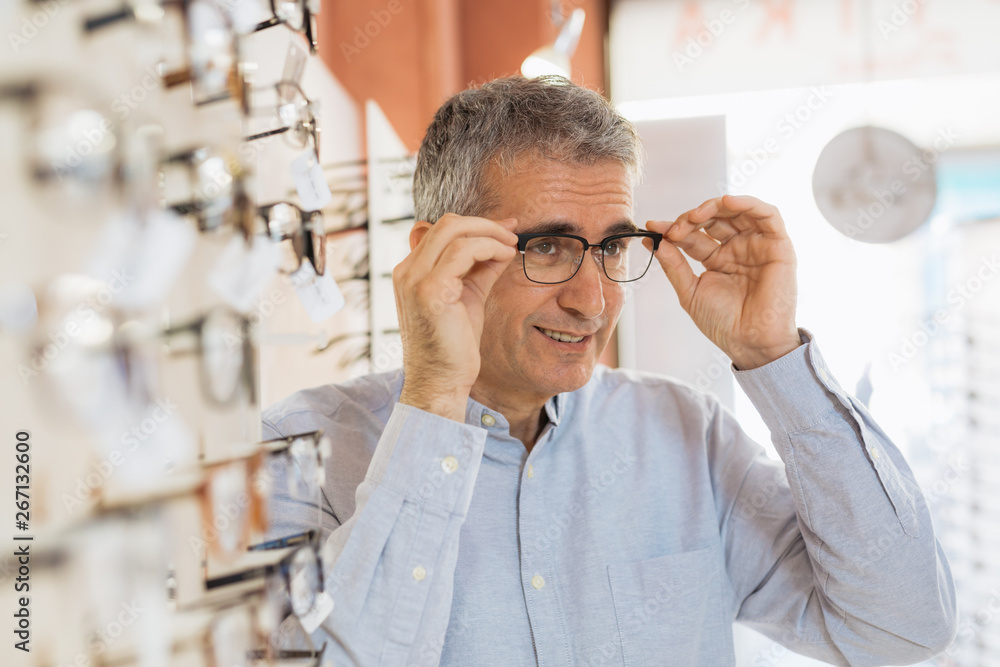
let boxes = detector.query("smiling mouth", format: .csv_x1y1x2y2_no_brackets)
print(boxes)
536,327,589,344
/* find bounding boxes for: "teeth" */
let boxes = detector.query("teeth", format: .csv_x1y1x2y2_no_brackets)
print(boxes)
540,328,585,343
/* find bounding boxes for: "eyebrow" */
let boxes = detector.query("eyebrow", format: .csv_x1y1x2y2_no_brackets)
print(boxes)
520,220,640,237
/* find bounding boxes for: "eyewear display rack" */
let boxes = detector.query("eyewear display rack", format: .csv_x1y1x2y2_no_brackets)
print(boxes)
0,0,355,664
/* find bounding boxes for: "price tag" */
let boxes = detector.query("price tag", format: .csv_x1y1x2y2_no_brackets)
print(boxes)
289,260,345,322
297,591,334,633
290,149,332,211
209,235,282,312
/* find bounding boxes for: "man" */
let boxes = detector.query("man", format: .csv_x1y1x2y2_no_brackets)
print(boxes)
262,75,956,666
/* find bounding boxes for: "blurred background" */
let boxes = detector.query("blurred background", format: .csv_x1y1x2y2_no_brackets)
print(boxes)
1,0,998,665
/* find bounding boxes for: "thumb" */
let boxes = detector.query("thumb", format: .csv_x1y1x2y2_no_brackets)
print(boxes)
646,220,698,306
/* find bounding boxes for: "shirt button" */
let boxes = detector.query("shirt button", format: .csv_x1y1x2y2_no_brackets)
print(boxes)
412,566,427,581
481,413,496,427
441,456,458,474
531,574,545,590
526,464,534,479
871,447,880,461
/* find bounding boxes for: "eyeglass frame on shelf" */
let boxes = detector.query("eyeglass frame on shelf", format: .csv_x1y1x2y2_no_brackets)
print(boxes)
204,537,324,619
258,201,326,276
252,0,318,54
515,231,663,284
162,306,258,408
244,80,320,161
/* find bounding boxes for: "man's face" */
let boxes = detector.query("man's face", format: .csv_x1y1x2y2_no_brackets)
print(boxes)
475,155,635,404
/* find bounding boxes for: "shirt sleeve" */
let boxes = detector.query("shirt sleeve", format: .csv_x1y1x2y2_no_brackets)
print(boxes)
262,403,487,666
710,328,957,666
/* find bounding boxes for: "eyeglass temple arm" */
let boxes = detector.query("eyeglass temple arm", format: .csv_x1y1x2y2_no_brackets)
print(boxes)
83,5,134,32
252,16,280,32
244,125,291,142
247,529,316,551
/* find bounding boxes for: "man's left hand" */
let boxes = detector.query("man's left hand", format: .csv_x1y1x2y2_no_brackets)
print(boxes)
645,195,801,371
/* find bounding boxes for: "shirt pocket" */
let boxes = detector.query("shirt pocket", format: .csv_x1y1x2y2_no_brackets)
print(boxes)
607,547,732,666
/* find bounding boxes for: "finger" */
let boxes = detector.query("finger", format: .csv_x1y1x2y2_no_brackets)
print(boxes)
650,234,698,306
652,217,740,246
689,195,786,234
697,218,740,244
423,237,517,303
409,214,518,277
665,228,721,264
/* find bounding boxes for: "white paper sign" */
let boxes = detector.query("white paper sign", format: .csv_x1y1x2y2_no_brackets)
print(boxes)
290,149,332,210
289,260,345,322
297,591,334,633
208,235,282,312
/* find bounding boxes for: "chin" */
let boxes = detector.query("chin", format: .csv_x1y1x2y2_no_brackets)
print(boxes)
533,360,596,395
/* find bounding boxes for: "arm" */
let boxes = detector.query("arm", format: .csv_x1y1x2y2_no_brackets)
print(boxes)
710,330,956,665
263,404,487,665
647,196,954,662
262,213,519,664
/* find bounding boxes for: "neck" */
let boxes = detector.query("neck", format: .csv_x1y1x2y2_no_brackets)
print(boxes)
469,384,551,453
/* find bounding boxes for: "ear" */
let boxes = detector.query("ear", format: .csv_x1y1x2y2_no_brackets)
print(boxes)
409,220,433,251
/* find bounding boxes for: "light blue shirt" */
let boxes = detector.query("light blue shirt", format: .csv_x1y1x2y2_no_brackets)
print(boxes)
261,328,957,666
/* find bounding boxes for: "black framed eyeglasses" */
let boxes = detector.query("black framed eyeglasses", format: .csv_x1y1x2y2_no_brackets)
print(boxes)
253,0,318,54
205,540,324,619
162,306,257,407
258,201,326,275
516,231,662,284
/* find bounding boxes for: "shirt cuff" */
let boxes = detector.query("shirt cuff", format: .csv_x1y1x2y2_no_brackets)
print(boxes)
365,402,488,516
732,328,852,434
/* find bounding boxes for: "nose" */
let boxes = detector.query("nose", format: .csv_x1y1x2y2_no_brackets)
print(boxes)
555,247,606,320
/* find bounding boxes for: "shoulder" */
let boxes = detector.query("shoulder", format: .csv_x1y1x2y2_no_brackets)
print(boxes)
261,369,405,439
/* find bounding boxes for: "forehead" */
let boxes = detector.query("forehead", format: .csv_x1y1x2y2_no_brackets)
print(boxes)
485,154,634,234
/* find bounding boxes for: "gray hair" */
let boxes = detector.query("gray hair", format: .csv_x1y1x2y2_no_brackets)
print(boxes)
413,75,643,223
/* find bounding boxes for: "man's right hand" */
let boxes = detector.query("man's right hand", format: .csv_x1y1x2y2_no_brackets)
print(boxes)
393,213,518,422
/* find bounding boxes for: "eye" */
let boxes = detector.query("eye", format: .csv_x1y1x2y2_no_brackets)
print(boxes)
526,237,564,255
604,240,624,257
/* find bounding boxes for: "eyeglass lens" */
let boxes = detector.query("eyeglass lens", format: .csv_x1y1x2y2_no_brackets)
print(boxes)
522,234,656,284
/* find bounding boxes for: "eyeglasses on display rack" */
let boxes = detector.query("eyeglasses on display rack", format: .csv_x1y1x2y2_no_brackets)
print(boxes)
251,0,318,54
244,80,319,160
206,538,324,620
248,528,316,552
83,0,250,113
515,231,663,284
0,81,124,212
163,146,256,241
258,430,331,507
162,306,258,407
258,201,325,275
